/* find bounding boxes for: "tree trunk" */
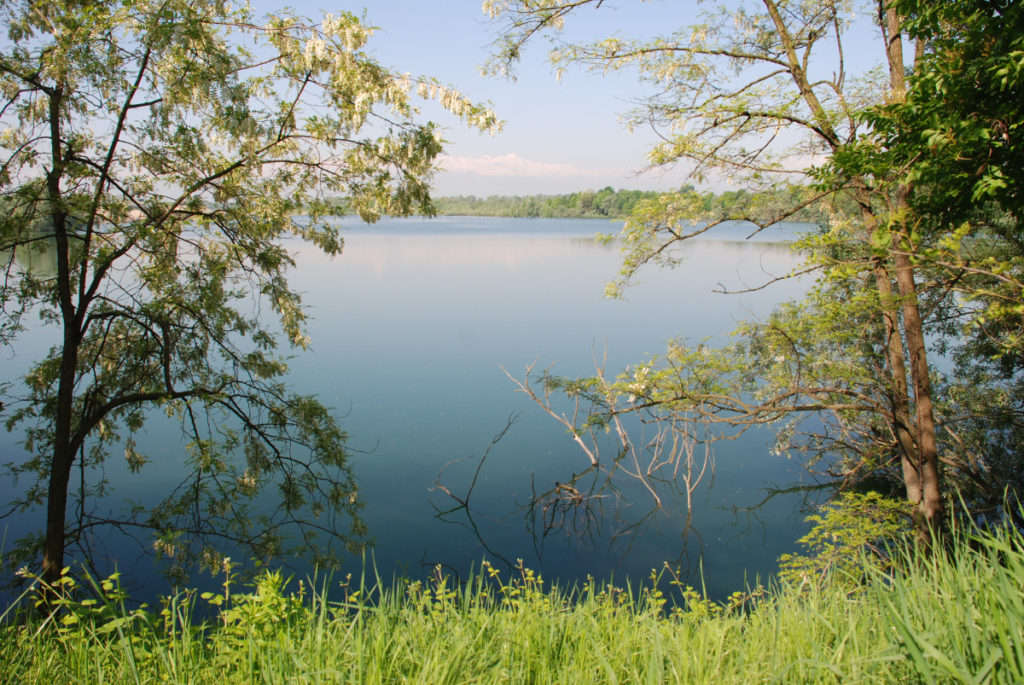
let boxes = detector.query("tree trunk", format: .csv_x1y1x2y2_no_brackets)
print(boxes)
857,194,923,507
42,431,75,586
872,257,922,505
42,84,78,588
892,247,944,538
42,299,78,587
883,3,943,542
770,0,939,529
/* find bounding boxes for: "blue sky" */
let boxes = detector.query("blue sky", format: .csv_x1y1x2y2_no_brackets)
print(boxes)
250,1,886,197
244,0,694,196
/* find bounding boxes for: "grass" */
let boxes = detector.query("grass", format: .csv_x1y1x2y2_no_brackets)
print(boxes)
2,523,1023,684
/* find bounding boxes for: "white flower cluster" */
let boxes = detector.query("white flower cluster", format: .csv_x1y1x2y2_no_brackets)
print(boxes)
321,13,371,52
626,364,653,403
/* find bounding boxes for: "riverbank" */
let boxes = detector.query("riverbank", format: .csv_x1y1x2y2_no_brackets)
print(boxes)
2,522,1021,683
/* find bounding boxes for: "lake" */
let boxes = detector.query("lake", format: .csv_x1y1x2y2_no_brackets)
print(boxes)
1,215,826,603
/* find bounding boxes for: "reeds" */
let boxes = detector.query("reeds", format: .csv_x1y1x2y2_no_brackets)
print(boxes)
2,523,1022,683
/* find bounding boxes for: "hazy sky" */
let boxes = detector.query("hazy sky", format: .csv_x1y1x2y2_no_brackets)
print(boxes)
250,1,885,197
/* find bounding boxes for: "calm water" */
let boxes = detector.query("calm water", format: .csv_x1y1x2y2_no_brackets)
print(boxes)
2,216,826,602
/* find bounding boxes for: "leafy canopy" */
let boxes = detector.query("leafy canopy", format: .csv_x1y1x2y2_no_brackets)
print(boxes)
0,0,498,582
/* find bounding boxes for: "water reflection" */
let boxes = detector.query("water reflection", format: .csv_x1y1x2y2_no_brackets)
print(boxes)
286,217,820,599
0,216,89,279
0,216,825,602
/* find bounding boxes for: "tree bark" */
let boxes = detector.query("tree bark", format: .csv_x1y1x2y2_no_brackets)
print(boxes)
893,247,944,536
873,256,923,505
42,85,78,588
884,4,944,539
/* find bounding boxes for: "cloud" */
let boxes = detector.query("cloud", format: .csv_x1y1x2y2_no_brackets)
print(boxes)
438,153,625,178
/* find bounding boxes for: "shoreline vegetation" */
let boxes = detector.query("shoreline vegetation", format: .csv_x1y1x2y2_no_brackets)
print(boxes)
2,520,1021,683
325,185,857,224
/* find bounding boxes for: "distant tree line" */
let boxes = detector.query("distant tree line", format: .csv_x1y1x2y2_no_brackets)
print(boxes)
322,185,857,224
429,187,650,218
426,185,857,224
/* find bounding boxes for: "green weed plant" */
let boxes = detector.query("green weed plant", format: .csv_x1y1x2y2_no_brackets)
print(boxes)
2,519,1023,683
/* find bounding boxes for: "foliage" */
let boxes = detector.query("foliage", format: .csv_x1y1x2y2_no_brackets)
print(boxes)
825,0,1024,364
432,186,657,218
885,0,1024,225
3,523,1024,682
888,0,1024,387
0,0,498,586
778,491,913,589
484,0,1024,537
425,184,855,222
883,518,1024,682
822,0,1024,519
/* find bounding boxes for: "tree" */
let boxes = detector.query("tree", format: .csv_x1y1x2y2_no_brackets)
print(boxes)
0,0,498,588
859,0,1024,359
852,0,1024,517
484,0,979,539
883,0,1023,226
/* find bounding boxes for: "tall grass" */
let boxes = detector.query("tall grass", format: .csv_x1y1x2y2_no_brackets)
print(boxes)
2,523,1022,684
